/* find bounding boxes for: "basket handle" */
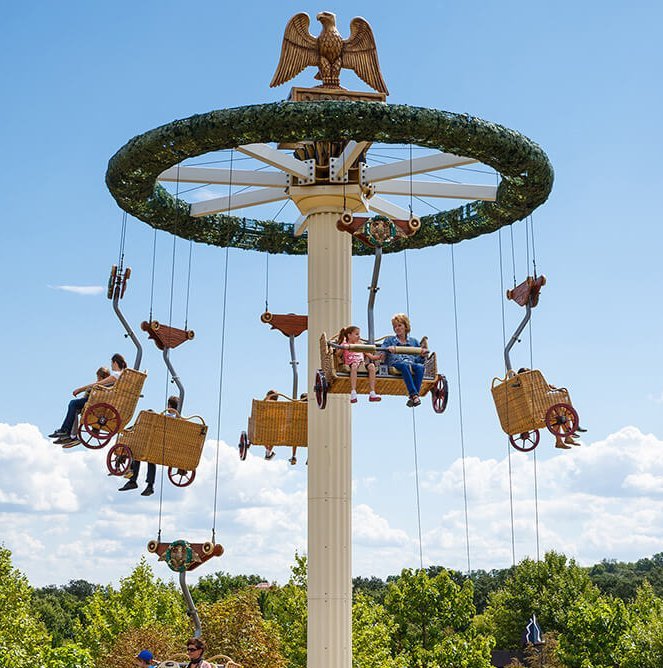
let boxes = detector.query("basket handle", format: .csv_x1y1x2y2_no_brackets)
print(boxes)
181,414,206,425
492,371,519,388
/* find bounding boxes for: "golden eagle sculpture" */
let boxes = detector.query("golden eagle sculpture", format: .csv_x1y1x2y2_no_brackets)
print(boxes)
270,11,389,94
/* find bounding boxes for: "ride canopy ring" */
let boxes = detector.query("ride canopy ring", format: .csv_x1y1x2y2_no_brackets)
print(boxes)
106,101,554,255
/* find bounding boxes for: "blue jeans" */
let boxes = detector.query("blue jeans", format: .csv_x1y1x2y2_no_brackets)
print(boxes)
60,397,88,433
392,362,425,397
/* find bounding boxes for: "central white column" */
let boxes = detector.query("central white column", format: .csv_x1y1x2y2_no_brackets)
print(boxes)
290,184,366,668
306,209,352,668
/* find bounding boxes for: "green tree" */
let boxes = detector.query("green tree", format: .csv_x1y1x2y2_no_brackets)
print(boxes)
353,575,388,605
556,594,628,668
191,570,266,604
198,589,286,668
74,557,189,660
478,551,600,648
0,546,51,665
265,554,308,668
618,581,663,668
98,623,182,668
45,643,93,668
352,592,401,668
384,567,493,668
34,580,99,646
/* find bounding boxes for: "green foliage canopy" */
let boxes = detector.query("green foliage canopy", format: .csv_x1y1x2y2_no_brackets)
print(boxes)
0,546,52,665
106,101,554,255
74,557,189,660
478,551,600,649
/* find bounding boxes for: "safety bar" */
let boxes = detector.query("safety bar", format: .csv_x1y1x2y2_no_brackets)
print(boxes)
330,342,427,356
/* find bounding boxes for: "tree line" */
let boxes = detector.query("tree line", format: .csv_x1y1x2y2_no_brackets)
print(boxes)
3,546,663,667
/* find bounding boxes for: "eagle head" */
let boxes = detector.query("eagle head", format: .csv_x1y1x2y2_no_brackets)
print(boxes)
316,11,337,28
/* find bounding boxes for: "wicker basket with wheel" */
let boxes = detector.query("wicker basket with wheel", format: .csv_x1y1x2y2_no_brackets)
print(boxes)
240,393,307,460
492,274,583,451
78,368,146,449
106,410,207,487
492,369,580,451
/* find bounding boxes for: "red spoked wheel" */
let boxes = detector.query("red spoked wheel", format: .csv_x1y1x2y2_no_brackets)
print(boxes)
168,467,196,487
509,430,541,452
431,375,449,414
239,431,250,461
79,403,121,449
106,443,133,476
314,369,328,409
545,403,579,436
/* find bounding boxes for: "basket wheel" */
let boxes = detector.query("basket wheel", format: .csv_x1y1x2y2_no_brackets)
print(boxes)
239,431,250,461
202,541,214,555
431,375,449,414
168,467,196,487
106,443,133,476
545,403,579,436
147,539,159,553
509,429,540,452
260,311,273,323
314,369,328,409
79,403,120,449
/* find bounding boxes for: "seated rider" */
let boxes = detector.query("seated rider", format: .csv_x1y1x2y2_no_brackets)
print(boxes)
49,354,127,446
336,325,381,404
382,313,428,407
62,366,110,449
118,395,178,497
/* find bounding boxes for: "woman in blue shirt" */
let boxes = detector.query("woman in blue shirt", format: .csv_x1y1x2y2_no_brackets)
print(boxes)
382,313,428,407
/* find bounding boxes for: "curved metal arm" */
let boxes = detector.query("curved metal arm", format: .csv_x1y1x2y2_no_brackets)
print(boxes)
179,571,202,638
504,301,532,373
289,334,299,399
163,348,184,412
367,246,383,344
111,272,143,370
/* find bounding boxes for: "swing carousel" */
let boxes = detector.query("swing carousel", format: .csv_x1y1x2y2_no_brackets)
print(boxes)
106,10,557,667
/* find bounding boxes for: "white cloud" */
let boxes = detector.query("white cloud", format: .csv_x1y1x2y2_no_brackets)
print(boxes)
48,285,104,296
2,423,663,587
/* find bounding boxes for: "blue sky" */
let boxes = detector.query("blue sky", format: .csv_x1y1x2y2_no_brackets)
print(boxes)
2,0,663,587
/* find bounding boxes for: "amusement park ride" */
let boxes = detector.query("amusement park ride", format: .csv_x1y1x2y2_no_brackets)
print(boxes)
98,9,573,667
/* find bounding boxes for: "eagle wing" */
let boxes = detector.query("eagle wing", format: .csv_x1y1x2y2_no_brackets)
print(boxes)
270,13,319,87
342,17,389,94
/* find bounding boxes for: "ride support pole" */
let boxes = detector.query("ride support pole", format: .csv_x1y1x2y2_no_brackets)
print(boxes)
306,205,353,668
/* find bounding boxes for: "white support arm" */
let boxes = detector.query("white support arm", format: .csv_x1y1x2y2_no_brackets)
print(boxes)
362,152,478,184
159,166,288,188
367,196,412,221
374,180,497,201
190,188,288,217
293,214,308,236
329,141,369,182
236,143,314,182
